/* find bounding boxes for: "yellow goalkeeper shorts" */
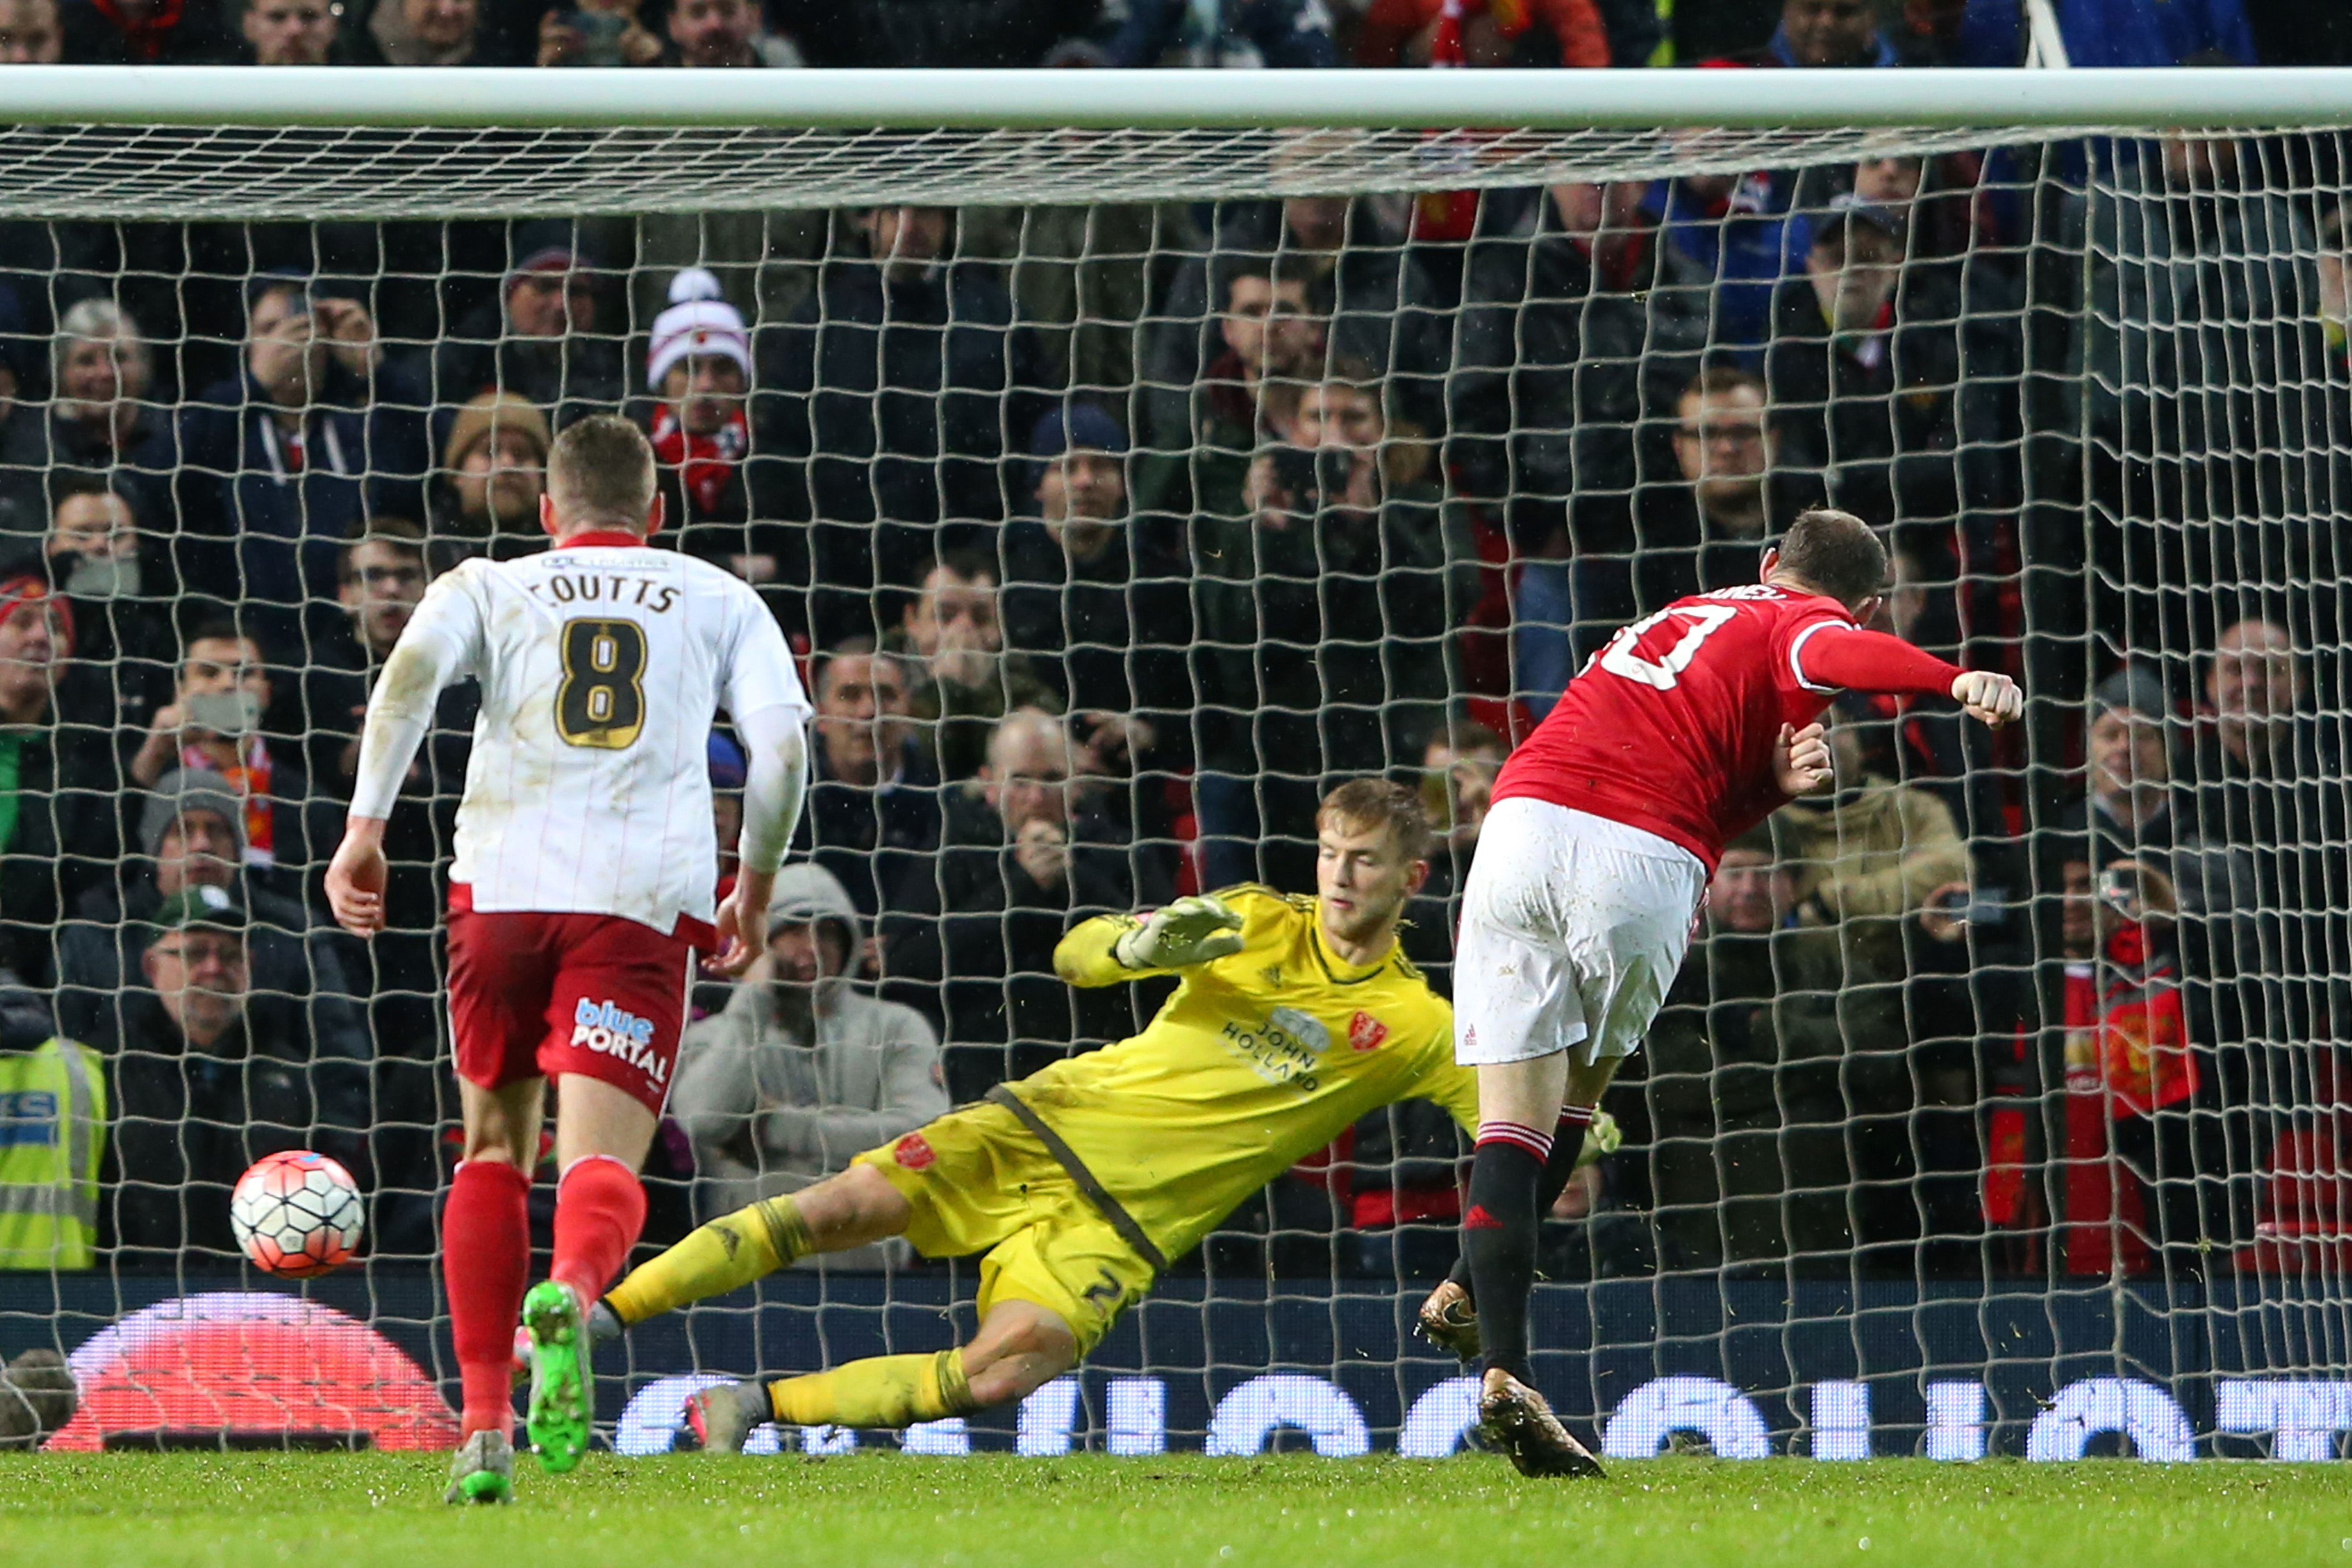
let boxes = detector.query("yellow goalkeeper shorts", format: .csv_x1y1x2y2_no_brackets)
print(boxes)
854,1097,1157,1355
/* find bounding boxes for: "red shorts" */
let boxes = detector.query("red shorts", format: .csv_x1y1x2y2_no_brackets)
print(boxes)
444,892,699,1114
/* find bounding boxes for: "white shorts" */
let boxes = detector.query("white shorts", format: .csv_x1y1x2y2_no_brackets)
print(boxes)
1452,797,1707,1069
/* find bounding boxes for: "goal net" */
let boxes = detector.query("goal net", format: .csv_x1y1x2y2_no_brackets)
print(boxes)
1,66,2349,1463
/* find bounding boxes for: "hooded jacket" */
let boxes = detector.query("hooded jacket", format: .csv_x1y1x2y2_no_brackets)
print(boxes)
669,862,948,1222
1775,774,1968,927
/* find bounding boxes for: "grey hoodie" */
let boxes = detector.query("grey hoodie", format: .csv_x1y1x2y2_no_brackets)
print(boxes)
670,862,949,1226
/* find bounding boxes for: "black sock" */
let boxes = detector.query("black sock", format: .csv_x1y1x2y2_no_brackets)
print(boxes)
1462,1136,1545,1384
1446,1251,1471,1295
1449,1110,1591,1306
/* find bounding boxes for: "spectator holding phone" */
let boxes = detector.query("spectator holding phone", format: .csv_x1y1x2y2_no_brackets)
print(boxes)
127,622,313,885
1194,366,1468,890
157,273,429,653
536,0,662,63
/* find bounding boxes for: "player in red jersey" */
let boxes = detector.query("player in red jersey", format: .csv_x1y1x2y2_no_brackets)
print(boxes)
1430,509,2020,1476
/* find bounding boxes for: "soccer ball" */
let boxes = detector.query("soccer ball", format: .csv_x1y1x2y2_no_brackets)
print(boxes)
230,1151,364,1278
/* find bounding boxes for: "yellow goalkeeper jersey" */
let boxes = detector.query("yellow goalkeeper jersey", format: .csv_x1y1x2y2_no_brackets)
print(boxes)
1011,884,1477,1263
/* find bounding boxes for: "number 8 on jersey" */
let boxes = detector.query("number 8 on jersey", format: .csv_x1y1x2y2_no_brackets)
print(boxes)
558,617,648,749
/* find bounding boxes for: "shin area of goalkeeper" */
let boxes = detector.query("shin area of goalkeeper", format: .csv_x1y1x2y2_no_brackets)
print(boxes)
590,777,1617,1449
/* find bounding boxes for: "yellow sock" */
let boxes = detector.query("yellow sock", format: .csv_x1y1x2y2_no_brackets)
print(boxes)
601,1195,813,1326
767,1349,977,1428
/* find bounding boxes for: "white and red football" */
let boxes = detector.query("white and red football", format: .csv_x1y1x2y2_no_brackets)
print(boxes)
230,1151,365,1278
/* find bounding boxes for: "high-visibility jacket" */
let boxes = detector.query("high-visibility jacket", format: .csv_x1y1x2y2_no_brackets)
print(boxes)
0,1039,105,1270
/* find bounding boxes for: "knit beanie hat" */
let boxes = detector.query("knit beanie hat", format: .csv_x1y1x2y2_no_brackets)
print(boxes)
647,269,751,392
443,391,552,474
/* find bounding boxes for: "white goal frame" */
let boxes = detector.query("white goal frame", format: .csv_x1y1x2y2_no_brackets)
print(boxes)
0,67,2343,220
0,64,2344,130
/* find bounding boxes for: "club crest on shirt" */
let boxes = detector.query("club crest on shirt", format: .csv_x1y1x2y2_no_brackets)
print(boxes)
1348,1011,1389,1053
892,1132,936,1171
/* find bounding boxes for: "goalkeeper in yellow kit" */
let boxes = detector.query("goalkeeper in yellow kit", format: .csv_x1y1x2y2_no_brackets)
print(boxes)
585,779,1614,1455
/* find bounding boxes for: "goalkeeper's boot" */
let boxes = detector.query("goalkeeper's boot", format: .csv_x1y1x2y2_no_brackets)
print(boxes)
522,1279,593,1475
676,1381,766,1455
586,1300,626,1345
444,1428,515,1505
1479,1367,1603,1480
1416,1278,1481,1361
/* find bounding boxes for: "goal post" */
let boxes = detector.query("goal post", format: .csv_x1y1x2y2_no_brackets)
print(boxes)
0,67,2340,218
3,64,2351,128
1,65,2351,1461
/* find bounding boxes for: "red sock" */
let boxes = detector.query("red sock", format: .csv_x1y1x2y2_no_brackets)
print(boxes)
446,1159,532,1439
549,1154,646,1306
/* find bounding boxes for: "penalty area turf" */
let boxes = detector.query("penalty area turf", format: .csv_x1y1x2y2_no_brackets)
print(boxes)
0,1450,2342,1568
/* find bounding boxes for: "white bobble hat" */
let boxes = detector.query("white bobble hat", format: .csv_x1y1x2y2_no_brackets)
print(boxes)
646,268,752,391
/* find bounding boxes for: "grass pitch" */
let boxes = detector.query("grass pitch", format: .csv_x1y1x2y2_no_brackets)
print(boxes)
1,1451,2343,1568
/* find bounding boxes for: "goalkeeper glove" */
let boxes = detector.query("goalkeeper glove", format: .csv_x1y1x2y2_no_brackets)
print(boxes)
1573,1110,1622,1171
1113,895,1245,970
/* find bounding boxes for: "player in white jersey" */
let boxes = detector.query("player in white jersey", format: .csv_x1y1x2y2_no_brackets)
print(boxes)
323,416,811,1504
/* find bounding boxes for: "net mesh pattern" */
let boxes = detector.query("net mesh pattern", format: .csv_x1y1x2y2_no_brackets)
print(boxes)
0,122,2350,1461
0,122,2131,219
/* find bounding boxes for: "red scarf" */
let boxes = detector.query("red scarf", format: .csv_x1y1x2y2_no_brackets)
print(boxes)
184,735,276,867
649,405,747,517
2090,926,2197,1121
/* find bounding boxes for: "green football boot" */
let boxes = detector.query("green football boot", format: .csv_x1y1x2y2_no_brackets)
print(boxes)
522,1280,593,1474
444,1428,515,1504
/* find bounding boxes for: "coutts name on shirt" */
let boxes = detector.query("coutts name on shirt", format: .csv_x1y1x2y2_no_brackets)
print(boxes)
525,573,681,614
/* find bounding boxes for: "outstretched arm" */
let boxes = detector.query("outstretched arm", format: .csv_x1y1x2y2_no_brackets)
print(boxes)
1055,894,1246,987
1793,624,2021,727
1057,915,1158,986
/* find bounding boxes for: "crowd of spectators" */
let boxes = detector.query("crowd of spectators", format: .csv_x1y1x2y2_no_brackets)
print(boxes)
0,0,2330,69
0,0,2345,1287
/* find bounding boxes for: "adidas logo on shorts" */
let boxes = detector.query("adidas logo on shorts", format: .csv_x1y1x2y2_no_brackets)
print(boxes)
571,999,667,1084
